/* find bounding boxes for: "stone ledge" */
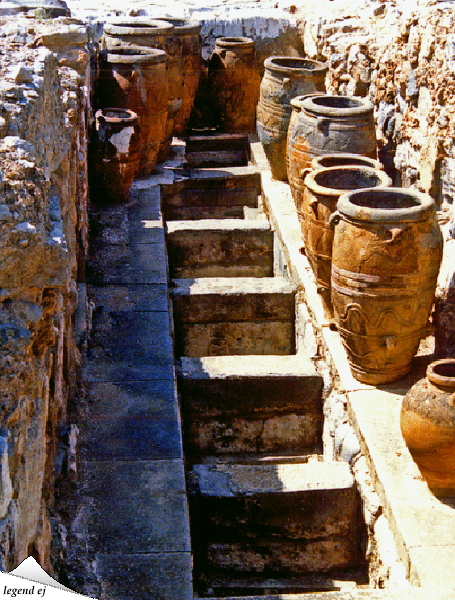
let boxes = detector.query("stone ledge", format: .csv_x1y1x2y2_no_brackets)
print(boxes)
250,135,455,590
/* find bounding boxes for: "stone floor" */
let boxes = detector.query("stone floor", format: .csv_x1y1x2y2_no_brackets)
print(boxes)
79,180,193,599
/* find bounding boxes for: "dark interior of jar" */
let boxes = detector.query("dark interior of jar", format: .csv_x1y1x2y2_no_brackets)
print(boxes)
348,190,419,209
108,47,156,56
220,37,247,43
432,362,455,379
103,109,131,119
316,156,374,168
111,22,159,28
312,96,362,109
315,169,383,191
273,57,320,70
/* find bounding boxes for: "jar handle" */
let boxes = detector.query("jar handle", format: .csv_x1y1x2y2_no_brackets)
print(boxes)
329,210,341,228
283,77,291,90
300,167,312,180
317,116,329,131
382,227,405,243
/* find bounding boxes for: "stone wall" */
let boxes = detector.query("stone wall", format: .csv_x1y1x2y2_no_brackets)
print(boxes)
0,15,91,575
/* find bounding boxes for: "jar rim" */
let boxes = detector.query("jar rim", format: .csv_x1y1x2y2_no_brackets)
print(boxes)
264,56,328,77
336,187,436,223
427,359,455,388
291,94,373,116
304,166,392,197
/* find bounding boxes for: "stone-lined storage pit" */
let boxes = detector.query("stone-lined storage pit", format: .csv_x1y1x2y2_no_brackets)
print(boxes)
161,134,369,596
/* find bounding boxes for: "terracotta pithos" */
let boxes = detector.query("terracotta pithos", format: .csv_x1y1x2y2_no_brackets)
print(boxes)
287,95,377,209
158,18,202,135
102,18,183,161
330,188,443,385
301,166,392,300
96,47,168,177
256,56,327,181
208,37,261,133
310,153,383,171
401,359,455,496
90,108,141,203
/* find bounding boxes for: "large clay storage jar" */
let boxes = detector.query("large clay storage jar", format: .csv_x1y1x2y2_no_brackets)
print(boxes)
208,37,261,133
301,166,392,301
287,94,377,209
90,108,141,203
401,359,455,496
330,188,443,385
102,18,183,161
158,18,202,135
96,47,169,177
257,56,327,181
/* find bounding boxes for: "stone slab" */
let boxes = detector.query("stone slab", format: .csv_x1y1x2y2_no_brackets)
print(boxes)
83,380,183,461
88,284,169,313
161,168,261,220
87,241,168,285
84,361,175,383
171,276,296,322
84,459,190,554
178,355,323,455
166,219,274,279
192,461,355,496
178,355,322,415
206,591,455,600
87,309,173,363
89,210,165,245
176,321,295,357
191,461,360,576
203,539,361,575
94,552,193,600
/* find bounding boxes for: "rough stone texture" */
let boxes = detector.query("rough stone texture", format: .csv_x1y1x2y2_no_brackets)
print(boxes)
166,219,274,278
172,276,297,356
190,461,363,577
161,167,261,220
0,17,90,574
178,355,323,456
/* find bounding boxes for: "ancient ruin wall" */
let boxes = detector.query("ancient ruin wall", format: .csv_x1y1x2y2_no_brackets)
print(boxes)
0,17,90,574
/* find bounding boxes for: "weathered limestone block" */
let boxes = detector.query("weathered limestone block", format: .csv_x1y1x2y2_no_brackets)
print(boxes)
161,167,261,221
166,219,274,278
190,461,362,575
178,355,323,456
172,277,296,356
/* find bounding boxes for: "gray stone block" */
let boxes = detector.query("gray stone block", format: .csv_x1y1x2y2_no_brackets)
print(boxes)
166,219,274,278
85,460,190,554
161,167,261,220
95,552,193,600
172,277,296,357
83,380,183,460
190,461,362,577
178,355,323,456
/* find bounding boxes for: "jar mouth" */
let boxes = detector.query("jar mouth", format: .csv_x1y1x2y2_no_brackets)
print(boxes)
96,108,138,122
427,359,455,388
311,153,382,170
104,18,174,35
306,166,391,196
265,56,328,76
336,187,436,223
215,36,254,47
154,17,200,33
292,94,373,116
